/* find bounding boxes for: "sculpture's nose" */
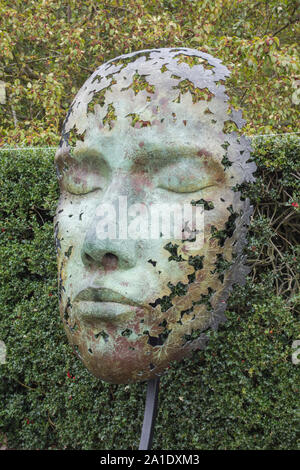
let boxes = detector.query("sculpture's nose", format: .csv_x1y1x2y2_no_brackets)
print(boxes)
81,226,137,271
81,173,142,271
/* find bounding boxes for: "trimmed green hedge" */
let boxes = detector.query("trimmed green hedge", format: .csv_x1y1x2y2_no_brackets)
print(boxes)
0,136,299,450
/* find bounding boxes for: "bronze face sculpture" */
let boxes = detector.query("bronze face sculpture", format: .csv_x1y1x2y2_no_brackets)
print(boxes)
54,48,256,384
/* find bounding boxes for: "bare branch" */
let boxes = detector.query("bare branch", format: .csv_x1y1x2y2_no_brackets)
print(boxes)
272,14,299,37
11,105,18,128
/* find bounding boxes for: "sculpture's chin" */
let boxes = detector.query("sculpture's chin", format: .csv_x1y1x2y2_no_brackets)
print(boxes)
65,325,195,383
82,357,163,384
62,298,213,383
77,340,167,384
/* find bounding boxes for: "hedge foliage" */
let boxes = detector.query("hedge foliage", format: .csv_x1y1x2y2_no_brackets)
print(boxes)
0,136,299,450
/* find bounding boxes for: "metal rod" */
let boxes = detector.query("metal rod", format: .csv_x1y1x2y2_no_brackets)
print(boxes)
138,377,160,450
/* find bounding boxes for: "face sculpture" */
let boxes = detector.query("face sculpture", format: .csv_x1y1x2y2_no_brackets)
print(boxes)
54,48,256,384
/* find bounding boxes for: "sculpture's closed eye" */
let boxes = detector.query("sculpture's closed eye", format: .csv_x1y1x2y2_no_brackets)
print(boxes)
62,166,103,195
156,160,217,194
159,181,216,193
61,155,109,195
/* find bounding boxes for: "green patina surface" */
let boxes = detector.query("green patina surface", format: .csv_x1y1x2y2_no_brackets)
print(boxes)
54,48,255,384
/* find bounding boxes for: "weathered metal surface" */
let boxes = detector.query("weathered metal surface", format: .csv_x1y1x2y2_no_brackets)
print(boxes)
139,377,160,450
54,48,256,384
0,340,6,364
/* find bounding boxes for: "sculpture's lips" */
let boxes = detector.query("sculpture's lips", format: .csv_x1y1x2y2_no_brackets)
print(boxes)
73,287,141,323
74,287,140,306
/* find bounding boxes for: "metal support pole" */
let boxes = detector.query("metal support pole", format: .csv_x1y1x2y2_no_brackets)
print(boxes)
138,377,160,450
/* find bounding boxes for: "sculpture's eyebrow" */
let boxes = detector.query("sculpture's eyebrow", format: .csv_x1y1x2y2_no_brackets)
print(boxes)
55,146,107,168
132,145,219,173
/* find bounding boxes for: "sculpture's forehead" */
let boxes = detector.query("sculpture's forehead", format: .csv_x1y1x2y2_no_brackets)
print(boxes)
57,48,255,186
63,48,237,135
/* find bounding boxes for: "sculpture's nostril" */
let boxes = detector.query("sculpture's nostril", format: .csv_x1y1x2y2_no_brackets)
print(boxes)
85,253,94,264
101,253,118,271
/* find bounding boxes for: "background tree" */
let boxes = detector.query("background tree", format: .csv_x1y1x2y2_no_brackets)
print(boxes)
0,0,299,146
